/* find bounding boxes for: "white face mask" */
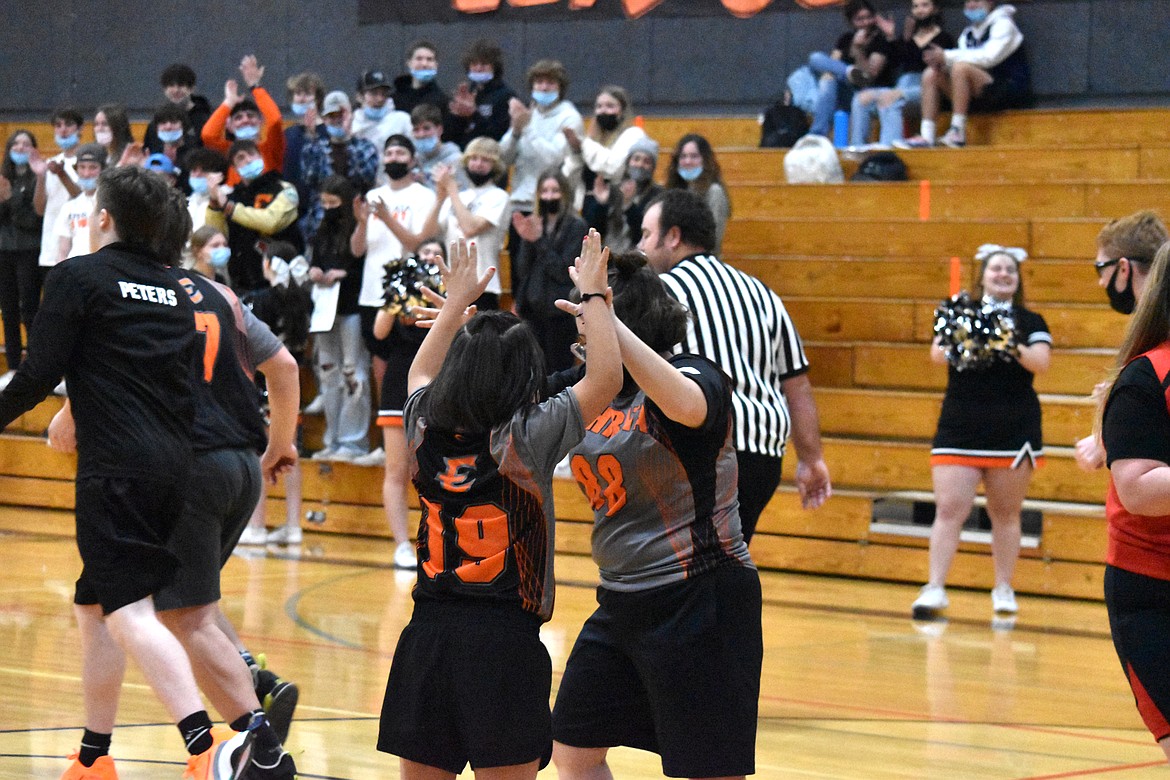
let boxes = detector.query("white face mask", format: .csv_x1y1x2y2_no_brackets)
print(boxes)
94,129,113,145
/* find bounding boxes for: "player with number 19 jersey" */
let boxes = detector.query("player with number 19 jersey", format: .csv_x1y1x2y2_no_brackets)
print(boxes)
404,384,586,622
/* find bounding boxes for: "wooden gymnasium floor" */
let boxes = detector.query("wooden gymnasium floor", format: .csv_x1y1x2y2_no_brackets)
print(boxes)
0,504,1164,780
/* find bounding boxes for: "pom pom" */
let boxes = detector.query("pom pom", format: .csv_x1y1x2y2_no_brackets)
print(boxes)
381,253,444,317
933,291,1018,371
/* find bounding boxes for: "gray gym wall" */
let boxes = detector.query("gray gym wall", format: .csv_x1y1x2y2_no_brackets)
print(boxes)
0,0,1164,118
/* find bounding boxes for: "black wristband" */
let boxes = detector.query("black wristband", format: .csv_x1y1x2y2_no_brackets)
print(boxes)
579,292,606,303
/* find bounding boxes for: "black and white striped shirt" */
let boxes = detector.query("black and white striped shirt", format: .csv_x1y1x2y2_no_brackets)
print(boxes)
660,253,809,458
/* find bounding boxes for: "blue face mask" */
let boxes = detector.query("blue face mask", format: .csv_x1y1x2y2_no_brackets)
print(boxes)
55,132,79,150
8,151,29,166
468,71,493,84
325,124,347,139
157,128,183,144
78,176,98,191
531,90,559,107
290,102,310,117
964,7,989,23
233,125,260,141
413,136,438,155
411,68,438,83
188,176,209,196
363,105,388,121
237,158,265,181
209,246,231,268
677,165,703,182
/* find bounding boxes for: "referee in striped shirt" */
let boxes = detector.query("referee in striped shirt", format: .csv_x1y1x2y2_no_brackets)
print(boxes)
638,189,831,543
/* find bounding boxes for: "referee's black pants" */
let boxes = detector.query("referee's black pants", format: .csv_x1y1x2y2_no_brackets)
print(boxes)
736,450,783,545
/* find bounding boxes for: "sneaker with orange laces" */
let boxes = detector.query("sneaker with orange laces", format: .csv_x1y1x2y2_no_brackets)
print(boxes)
60,753,118,780
182,726,252,780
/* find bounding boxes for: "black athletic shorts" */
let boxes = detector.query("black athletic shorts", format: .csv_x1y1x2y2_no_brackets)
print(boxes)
359,305,394,361
153,449,262,612
552,564,763,778
971,77,1032,113
377,329,424,423
73,471,189,615
1105,565,1170,741
378,600,553,773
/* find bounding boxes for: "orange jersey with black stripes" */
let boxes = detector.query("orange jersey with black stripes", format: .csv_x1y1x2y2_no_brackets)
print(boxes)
405,386,585,621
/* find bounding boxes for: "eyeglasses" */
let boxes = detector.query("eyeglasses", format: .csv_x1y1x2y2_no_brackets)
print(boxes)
1094,257,1120,278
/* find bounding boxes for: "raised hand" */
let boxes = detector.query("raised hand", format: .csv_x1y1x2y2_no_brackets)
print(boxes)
511,210,541,243
440,239,495,311
563,126,582,152
224,79,241,107
508,97,531,133
450,82,475,117
239,54,265,88
28,148,47,176
352,194,370,223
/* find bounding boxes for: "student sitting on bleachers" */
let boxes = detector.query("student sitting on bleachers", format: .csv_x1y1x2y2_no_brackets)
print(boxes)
850,0,955,147
897,0,1032,148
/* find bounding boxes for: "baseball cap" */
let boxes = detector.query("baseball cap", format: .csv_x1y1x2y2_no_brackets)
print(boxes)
322,91,351,116
144,153,177,174
358,70,391,91
74,143,107,166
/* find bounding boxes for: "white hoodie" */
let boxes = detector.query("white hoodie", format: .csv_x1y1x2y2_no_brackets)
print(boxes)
945,4,1023,71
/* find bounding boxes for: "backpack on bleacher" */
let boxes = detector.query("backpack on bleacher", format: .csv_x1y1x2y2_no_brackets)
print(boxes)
851,151,908,182
760,101,810,148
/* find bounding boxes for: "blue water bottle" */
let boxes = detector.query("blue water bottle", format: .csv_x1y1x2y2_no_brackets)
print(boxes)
833,109,849,148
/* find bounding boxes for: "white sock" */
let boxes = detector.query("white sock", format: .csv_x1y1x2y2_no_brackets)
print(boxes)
950,114,967,133
921,120,937,143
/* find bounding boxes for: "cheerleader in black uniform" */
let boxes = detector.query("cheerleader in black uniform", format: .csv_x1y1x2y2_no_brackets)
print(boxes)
912,245,1052,619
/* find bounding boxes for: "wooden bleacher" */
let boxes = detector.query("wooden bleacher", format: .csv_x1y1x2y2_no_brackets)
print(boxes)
4,106,1169,601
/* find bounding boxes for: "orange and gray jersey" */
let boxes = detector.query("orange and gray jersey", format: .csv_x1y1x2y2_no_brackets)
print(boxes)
405,387,584,622
571,354,754,592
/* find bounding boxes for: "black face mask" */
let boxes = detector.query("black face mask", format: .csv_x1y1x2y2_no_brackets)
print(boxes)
913,13,944,32
1107,269,1136,315
385,161,411,181
538,198,560,217
466,169,493,187
595,113,620,132
321,206,342,221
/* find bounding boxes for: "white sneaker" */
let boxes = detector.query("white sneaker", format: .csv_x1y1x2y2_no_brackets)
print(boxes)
911,584,949,619
991,584,1018,614
330,448,363,463
393,541,417,570
0,370,14,391
310,448,338,461
302,394,325,415
267,525,303,545
237,525,268,546
351,447,386,467
939,127,966,148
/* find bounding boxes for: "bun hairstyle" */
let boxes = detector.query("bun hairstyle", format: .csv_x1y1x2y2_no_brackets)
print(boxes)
607,251,690,354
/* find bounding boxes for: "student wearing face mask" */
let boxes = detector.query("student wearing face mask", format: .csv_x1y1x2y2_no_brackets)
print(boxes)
500,59,584,292
202,55,285,185
300,91,380,242
511,169,588,372
352,70,412,160
666,134,731,254
426,137,510,311
184,148,229,234
391,41,453,140
897,0,1032,148
205,139,303,293
447,38,517,147
0,130,43,390
282,72,329,224
92,104,136,169
411,104,463,191
583,137,664,255
563,86,648,211
1074,211,1170,472
143,63,212,151
54,144,106,264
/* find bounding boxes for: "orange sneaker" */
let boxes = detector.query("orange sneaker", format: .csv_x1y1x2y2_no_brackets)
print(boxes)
182,726,251,780
60,753,118,780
